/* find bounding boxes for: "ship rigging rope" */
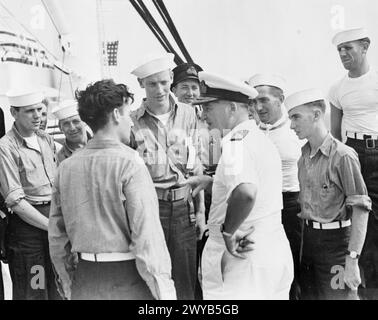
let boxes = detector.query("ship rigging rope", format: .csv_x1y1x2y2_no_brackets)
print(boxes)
129,0,184,65
0,1,59,61
40,0,62,38
39,0,75,98
57,50,65,102
152,0,193,64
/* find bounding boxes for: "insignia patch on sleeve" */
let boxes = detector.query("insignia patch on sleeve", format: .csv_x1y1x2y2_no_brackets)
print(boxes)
230,130,249,141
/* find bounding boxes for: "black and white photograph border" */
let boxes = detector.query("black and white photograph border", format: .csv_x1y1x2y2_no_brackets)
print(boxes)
1,0,378,304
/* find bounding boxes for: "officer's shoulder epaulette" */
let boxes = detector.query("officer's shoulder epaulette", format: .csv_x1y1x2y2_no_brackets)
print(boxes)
230,130,249,141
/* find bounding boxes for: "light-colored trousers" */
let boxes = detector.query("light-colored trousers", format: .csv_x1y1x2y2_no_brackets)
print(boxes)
202,213,294,300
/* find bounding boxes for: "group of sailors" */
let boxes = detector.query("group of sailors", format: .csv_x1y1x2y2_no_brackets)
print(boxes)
0,26,377,300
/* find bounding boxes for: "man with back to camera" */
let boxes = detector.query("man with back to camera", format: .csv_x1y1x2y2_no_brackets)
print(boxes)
286,88,370,300
187,71,294,299
329,27,378,299
130,53,206,300
48,79,176,300
248,73,303,299
0,88,59,300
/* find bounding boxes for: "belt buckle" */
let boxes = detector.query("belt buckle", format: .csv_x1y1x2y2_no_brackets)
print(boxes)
366,138,376,149
166,190,173,201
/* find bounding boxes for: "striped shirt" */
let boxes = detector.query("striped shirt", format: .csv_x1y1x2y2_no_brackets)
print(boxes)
48,137,175,299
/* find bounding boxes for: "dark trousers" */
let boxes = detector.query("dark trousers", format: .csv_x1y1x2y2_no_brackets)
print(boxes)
6,207,60,300
346,138,378,299
0,263,3,300
159,199,197,300
300,224,358,300
282,192,302,300
194,189,212,300
359,214,378,299
71,258,154,300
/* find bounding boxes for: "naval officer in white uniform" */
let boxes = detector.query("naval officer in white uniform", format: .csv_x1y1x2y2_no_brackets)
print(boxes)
186,71,294,300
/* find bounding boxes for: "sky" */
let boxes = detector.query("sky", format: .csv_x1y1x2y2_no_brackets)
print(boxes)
1,0,378,126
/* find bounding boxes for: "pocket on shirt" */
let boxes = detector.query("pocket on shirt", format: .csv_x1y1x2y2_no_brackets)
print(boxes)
22,162,49,188
142,149,167,180
318,183,339,217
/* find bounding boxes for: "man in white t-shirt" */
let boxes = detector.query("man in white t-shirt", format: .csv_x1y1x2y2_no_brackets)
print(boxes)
187,71,293,299
248,73,303,300
329,27,378,299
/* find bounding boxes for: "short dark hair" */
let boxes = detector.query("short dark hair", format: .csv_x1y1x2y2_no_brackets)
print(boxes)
358,37,371,50
75,79,134,132
41,98,49,107
359,37,371,45
303,100,327,113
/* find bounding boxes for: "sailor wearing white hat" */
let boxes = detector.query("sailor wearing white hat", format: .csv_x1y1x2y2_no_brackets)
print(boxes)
0,87,59,300
329,28,378,299
249,73,303,300
187,71,294,299
52,100,89,164
329,27,375,140
286,89,370,300
130,53,205,300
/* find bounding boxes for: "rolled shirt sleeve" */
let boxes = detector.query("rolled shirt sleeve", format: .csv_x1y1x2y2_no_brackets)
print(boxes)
0,145,26,207
339,153,372,212
48,169,75,298
124,155,176,300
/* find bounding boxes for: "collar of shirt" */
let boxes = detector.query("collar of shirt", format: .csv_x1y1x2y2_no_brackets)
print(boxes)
63,131,91,155
9,123,49,149
221,119,257,148
302,132,333,159
259,114,287,131
85,137,126,150
63,139,75,156
134,94,178,121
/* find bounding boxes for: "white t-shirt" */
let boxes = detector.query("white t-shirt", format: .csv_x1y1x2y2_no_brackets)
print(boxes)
260,115,303,192
208,120,283,231
24,135,41,152
153,112,171,127
328,68,378,134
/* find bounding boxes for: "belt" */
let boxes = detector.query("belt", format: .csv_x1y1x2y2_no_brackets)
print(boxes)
79,252,135,262
305,219,351,230
346,131,378,149
31,201,51,206
203,165,217,177
282,191,300,200
155,186,189,202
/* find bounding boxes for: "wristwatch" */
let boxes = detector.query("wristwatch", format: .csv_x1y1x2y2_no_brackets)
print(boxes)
347,250,360,259
220,223,233,237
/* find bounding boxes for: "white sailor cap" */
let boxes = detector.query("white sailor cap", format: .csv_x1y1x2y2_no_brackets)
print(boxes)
332,27,370,47
52,100,79,121
284,88,325,112
131,52,175,79
248,73,286,92
193,71,258,105
6,88,44,107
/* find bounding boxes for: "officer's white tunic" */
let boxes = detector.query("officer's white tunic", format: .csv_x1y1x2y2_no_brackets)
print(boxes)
202,120,294,300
